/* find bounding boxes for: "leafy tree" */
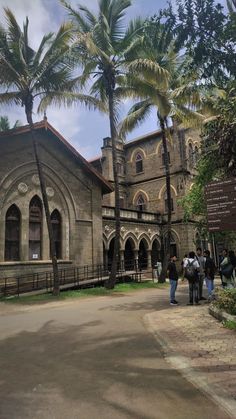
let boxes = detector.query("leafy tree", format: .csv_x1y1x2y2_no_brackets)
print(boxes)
0,115,21,131
62,0,149,288
0,8,99,295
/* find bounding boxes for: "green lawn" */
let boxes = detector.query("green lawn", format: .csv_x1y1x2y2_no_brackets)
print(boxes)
0,281,168,305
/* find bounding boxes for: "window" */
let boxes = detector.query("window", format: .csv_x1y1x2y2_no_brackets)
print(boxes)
5,205,20,261
164,233,178,258
29,196,42,260
136,195,146,212
162,151,170,166
135,153,143,173
51,209,62,259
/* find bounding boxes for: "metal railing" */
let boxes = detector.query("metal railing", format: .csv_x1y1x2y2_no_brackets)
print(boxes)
0,261,142,298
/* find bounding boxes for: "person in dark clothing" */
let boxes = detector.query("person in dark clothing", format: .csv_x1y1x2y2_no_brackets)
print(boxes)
167,255,179,305
204,250,216,300
183,251,200,305
218,250,225,287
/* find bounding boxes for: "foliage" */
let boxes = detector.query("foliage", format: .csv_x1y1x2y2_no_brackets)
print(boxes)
0,115,21,131
213,287,236,315
174,0,236,85
222,319,236,330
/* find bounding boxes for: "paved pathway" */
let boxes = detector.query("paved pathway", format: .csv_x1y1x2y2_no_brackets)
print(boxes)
146,283,236,419
0,286,233,419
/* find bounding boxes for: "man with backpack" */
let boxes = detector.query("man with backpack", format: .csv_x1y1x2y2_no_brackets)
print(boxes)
183,251,200,305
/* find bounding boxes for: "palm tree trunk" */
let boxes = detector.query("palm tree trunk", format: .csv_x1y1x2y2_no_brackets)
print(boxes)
159,116,172,283
105,86,121,289
26,108,60,295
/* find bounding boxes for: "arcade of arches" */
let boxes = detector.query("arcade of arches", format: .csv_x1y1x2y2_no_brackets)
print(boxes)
104,235,166,270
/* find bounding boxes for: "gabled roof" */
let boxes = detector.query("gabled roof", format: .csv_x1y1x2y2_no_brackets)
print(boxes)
0,119,113,194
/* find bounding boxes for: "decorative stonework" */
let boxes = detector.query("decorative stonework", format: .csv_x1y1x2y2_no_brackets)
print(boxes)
18,182,28,195
32,174,40,186
104,225,110,233
46,187,54,198
3,179,12,190
135,228,139,236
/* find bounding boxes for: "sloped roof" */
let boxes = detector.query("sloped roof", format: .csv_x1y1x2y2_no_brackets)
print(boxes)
0,119,112,194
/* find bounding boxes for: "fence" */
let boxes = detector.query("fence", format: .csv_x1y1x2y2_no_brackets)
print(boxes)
0,262,142,298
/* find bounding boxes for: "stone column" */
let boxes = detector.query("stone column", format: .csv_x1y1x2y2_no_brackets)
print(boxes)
134,250,139,270
147,249,152,269
120,250,124,270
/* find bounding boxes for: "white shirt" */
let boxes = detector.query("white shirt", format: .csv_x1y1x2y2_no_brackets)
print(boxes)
183,258,200,269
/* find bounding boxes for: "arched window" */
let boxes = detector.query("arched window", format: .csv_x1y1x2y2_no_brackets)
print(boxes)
189,143,193,166
164,233,178,258
51,209,62,259
135,153,143,173
136,194,146,212
5,205,21,261
29,196,42,260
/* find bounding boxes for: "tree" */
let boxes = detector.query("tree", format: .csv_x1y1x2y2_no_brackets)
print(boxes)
119,17,202,281
0,115,21,131
0,8,99,295
62,0,151,288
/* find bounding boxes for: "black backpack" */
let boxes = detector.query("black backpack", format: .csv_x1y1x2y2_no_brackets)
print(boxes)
184,260,197,281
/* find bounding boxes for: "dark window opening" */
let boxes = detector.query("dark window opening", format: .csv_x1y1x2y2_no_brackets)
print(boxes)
135,153,143,173
29,196,42,260
5,205,20,261
136,195,146,212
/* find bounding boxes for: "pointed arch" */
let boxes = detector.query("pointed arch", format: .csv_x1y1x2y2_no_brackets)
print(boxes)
158,184,178,200
130,147,146,162
5,204,21,261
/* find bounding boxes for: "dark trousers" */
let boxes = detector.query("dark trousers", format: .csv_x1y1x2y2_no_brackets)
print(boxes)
198,275,204,299
188,280,199,303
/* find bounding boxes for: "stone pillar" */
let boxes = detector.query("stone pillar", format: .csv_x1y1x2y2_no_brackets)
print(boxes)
147,249,152,269
120,250,124,270
134,250,139,270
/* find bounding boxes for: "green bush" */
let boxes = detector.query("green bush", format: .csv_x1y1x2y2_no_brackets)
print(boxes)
213,288,236,315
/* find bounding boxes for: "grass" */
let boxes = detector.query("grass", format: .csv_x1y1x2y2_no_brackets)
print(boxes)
222,320,236,330
0,281,168,305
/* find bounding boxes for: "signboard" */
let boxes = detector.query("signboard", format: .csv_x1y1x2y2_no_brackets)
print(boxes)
205,178,236,232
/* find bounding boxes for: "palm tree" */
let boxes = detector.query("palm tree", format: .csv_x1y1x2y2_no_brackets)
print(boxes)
61,0,167,288
0,115,21,131
119,20,203,280
0,8,100,295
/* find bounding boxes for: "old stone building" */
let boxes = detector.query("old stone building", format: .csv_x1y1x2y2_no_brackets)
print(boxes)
0,119,112,279
91,127,202,269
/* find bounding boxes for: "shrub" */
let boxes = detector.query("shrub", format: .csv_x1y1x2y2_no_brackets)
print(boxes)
213,288,236,315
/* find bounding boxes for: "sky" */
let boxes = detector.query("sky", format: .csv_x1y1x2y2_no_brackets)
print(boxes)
0,0,224,159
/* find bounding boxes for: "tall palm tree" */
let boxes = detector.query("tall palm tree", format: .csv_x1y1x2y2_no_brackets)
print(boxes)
0,8,100,294
62,0,168,288
119,20,203,280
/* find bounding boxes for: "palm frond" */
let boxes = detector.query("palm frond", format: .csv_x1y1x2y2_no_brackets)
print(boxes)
127,59,169,88
38,91,106,113
118,100,152,138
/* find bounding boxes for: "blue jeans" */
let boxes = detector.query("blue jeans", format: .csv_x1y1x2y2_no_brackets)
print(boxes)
205,277,214,296
170,279,178,301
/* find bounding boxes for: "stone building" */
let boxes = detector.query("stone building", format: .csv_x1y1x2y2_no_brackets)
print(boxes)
0,119,112,279
90,126,202,269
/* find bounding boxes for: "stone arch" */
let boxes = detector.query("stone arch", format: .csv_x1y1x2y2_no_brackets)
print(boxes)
138,237,149,269
151,238,161,267
124,236,136,270
163,229,180,258
158,184,178,200
122,232,139,251
133,190,149,205
130,147,147,162
138,233,151,250
156,138,172,155
4,204,21,261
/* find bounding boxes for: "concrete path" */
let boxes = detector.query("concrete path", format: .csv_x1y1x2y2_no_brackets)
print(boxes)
0,287,232,419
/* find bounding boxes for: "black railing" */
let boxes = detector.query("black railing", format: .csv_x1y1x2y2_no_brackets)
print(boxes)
0,261,142,298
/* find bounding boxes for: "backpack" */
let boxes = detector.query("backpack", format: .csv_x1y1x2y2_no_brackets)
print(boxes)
184,259,197,281
221,263,234,279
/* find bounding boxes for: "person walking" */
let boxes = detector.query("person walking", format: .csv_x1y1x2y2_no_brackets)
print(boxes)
204,250,216,300
167,255,179,305
228,250,236,287
220,249,234,289
183,251,200,305
195,247,206,300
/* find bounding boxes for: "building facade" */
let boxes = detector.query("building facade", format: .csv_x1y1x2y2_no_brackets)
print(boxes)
0,120,111,279
91,126,202,269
